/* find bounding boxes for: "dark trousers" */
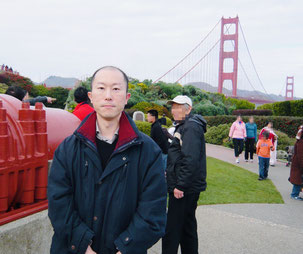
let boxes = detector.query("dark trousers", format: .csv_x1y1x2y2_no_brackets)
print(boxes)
258,156,270,179
162,193,200,254
233,138,244,157
245,138,255,160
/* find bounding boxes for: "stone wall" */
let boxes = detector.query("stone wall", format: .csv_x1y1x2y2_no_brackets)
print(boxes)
0,210,52,254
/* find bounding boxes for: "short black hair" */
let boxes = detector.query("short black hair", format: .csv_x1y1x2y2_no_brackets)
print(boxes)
5,85,26,101
262,131,270,139
266,121,273,126
147,109,158,120
90,66,129,92
74,86,89,103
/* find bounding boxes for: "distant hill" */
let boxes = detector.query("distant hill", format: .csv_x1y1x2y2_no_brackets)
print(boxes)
41,76,79,88
189,82,301,102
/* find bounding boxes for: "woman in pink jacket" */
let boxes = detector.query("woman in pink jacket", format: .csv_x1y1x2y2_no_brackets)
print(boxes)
229,115,247,163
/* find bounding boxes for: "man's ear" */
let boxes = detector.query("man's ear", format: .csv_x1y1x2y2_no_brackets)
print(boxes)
88,91,92,102
125,92,131,105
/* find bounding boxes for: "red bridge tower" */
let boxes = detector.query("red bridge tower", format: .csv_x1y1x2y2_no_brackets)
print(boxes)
285,76,294,101
218,16,239,97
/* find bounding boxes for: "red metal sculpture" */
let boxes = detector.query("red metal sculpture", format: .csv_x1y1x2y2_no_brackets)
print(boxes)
0,94,81,225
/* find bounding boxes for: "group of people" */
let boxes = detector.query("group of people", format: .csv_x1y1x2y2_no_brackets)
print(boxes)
47,67,207,254
229,115,303,200
229,116,277,165
229,116,278,180
1,64,19,75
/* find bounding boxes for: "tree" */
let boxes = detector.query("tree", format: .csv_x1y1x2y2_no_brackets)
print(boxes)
30,85,49,97
47,87,69,109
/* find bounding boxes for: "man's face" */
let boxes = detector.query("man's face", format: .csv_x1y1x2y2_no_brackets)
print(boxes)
171,103,191,121
147,113,156,123
88,68,131,121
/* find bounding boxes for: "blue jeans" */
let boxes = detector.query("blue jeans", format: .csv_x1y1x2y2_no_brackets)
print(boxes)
258,157,270,179
291,184,302,198
162,153,168,170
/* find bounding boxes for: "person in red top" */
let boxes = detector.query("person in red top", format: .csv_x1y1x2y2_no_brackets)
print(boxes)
72,86,94,121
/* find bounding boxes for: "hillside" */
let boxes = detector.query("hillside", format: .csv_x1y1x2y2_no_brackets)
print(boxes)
189,82,301,102
42,76,79,88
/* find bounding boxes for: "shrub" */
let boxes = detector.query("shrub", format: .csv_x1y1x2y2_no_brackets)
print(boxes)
273,130,296,151
194,103,225,116
135,121,151,136
204,115,303,138
131,101,172,119
259,99,303,117
232,109,273,116
0,83,8,94
272,101,291,116
205,124,231,145
257,103,273,110
225,97,255,109
290,100,303,117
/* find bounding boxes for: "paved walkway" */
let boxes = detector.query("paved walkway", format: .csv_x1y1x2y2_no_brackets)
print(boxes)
149,144,303,254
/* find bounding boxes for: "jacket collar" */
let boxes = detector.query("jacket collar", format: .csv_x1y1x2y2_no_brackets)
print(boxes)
76,111,139,150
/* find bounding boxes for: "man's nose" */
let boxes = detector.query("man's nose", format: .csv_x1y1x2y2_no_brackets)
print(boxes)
105,88,112,100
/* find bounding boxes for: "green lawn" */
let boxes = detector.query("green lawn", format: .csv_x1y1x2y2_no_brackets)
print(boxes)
198,157,284,205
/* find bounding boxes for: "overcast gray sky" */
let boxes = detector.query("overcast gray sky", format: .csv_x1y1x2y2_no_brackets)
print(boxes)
1,0,303,97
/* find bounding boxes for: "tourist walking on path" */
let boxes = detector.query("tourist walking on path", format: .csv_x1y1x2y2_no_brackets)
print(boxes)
48,66,167,254
256,131,275,180
245,116,257,162
289,126,303,200
259,122,278,166
229,115,247,163
162,95,207,254
72,86,94,121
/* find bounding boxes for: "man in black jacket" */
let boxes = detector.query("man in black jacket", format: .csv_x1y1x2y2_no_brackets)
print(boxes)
48,66,167,254
162,95,207,254
5,85,56,105
147,109,169,166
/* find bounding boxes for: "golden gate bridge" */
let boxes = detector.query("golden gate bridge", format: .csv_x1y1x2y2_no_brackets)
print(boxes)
154,16,295,104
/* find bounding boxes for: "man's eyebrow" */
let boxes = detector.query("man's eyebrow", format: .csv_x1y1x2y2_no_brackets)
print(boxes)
95,82,123,85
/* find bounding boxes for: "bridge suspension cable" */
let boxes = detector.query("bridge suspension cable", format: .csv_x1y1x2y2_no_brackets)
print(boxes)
239,21,271,99
175,23,233,84
175,39,220,83
153,18,221,83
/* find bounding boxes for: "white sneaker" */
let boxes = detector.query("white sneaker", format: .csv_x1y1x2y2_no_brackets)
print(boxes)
245,159,248,163
236,158,240,163
250,159,253,163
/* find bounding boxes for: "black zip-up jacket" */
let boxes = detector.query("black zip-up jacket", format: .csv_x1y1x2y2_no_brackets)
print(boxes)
150,120,169,154
48,111,167,254
166,114,207,193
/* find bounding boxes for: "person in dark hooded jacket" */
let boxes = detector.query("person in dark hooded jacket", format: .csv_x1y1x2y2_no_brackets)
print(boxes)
162,95,207,254
48,66,167,254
